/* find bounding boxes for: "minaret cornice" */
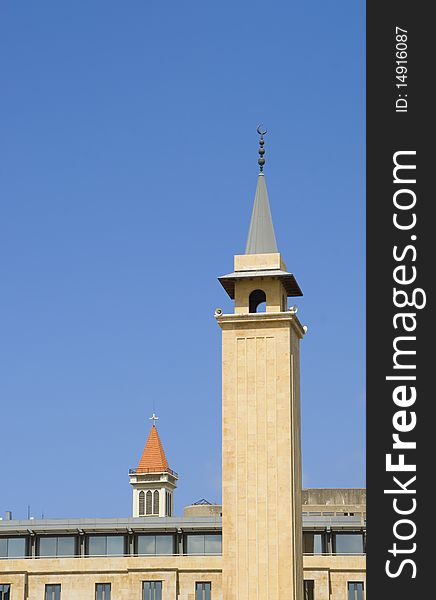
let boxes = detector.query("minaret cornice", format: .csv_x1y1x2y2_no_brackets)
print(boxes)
215,310,306,338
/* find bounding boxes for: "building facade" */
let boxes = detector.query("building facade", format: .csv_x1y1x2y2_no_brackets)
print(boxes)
0,489,366,600
0,135,366,600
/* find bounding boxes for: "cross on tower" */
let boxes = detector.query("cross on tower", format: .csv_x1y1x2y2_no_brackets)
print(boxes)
149,413,159,426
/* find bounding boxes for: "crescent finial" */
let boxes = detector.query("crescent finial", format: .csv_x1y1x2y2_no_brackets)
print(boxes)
257,124,267,172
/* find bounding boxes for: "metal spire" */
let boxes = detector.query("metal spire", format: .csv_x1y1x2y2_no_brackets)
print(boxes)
245,126,278,254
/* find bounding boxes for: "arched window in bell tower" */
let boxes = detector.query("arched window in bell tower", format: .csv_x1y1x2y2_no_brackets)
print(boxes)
153,490,160,515
249,289,267,313
139,491,145,516
146,490,152,515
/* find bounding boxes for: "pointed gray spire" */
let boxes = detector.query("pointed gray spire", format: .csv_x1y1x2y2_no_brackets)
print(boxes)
245,173,278,254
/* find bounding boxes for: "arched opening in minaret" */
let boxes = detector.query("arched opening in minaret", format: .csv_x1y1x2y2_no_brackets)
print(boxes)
249,289,267,313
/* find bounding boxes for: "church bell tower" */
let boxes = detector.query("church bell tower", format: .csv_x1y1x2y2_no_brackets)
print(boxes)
216,129,305,600
129,414,178,518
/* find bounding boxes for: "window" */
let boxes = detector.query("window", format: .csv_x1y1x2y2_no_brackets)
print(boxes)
87,536,125,556
38,536,76,557
45,584,61,600
139,491,145,516
0,584,11,600
196,582,211,600
136,535,174,555
96,583,111,600
249,289,266,313
0,537,27,558
153,490,159,514
146,491,153,515
304,580,314,600
348,582,364,600
303,532,325,554
165,491,172,516
143,581,162,600
186,534,222,555
334,533,364,554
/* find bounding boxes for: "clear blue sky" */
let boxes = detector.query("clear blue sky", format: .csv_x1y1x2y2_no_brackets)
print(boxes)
0,1,365,519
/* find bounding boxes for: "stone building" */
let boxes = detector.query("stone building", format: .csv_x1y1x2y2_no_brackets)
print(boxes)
0,135,365,600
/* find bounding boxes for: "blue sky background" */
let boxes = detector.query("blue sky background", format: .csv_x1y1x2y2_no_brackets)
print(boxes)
0,1,365,519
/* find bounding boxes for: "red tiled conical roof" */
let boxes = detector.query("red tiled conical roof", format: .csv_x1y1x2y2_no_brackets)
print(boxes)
136,425,170,473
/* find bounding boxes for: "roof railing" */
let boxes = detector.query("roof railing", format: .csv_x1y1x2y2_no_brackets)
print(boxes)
129,467,178,478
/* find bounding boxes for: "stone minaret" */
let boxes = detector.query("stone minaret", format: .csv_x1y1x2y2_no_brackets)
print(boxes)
216,130,305,600
129,415,178,517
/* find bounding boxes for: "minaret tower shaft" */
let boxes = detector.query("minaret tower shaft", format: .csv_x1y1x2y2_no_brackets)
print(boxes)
216,129,305,600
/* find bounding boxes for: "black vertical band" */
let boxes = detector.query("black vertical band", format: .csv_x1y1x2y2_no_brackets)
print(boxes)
367,1,432,596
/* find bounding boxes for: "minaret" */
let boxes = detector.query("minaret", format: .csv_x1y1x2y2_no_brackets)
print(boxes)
216,128,305,600
129,414,178,517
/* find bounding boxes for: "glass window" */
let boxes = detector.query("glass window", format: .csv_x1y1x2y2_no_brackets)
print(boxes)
45,584,61,600
303,532,325,554
186,535,222,555
155,535,173,555
143,581,162,600
204,535,222,555
334,533,364,554
196,582,211,600
87,536,125,556
348,582,364,600
137,535,156,555
38,537,76,557
39,537,57,557
88,536,106,556
106,536,124,556
0,537,26,558
186,535,204,555
304,580,314,600
96,583,111,600
57,537,76,556
0,584,11,600
136,535,173,555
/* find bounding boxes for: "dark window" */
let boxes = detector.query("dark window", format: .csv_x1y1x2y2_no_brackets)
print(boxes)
136,535,174,555
45,584,61,600
165,491,171,516
0,584,11,600
196,582,211,600
304,580,314,600
303,532,325,554
334,533,364,554
38,536,76,557
249,289,267,313
143,581,162,600
348,582,364,600
0,537,26,558
153,490,159,515
87,536,125,556
95,583,111,600
146,491,152,515
139,491,145,516
186,534,222,555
